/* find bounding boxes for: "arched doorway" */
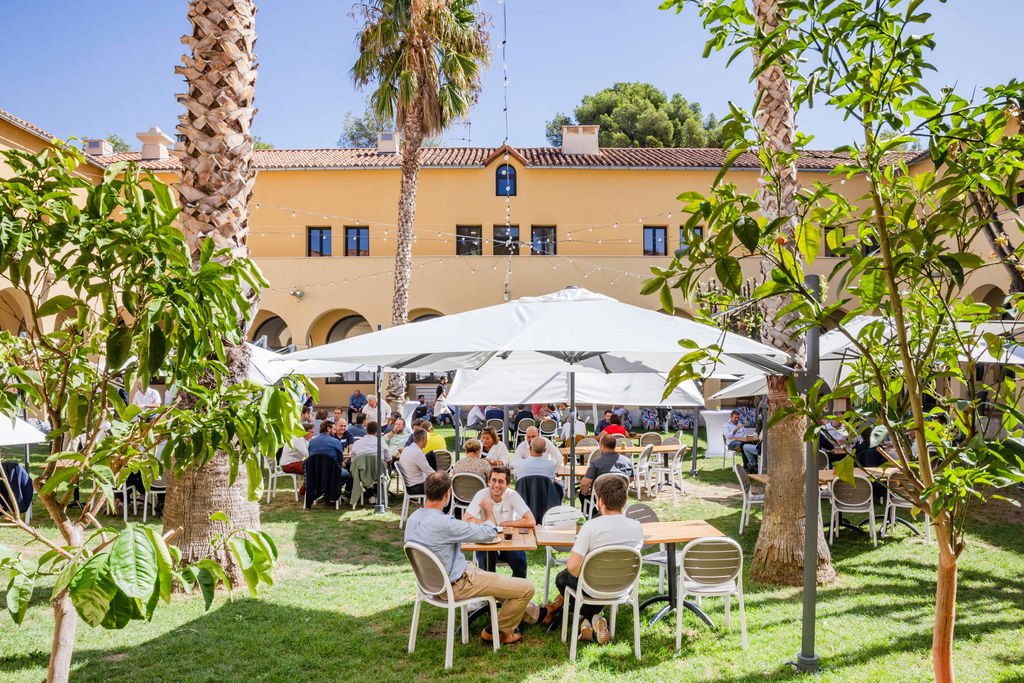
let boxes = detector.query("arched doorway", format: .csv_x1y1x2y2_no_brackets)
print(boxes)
251,315,293,350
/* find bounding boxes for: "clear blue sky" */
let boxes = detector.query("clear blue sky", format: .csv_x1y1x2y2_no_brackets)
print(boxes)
0,1,1019,151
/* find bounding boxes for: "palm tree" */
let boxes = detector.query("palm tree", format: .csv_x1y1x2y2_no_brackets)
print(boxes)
162,0,260,584
749,0,836,585
351,0,490,404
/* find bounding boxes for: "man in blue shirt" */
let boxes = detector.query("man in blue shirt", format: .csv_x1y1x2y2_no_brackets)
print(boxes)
307,421,353,497
348,390,367,423
484,405,505,421
348,413,368,439
404,471,539,644
594,409,613,435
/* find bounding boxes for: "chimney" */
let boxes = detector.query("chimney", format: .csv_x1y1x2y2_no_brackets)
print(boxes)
377,131,399,154
560,125,600,155
83,139,113,156
136,126,174,160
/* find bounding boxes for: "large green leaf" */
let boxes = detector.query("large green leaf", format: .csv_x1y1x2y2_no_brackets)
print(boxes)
714,256,743,293
100,590,137,629
36,295,79,318
108,525,158,600
5,573,33,625
105,326,132,374
147,325,166,378
143,527,174,603
227,537,260,597
39,466,78,495
734,215,759,252
795,222,821,264
68,553,117,627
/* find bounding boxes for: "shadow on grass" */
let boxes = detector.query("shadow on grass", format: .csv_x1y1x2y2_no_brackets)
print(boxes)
46,597,689,683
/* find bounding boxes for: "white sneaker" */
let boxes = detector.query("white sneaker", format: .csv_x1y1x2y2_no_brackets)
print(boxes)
367,496,377,504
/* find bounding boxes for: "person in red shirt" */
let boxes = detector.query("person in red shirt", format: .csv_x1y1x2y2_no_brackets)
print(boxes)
599,413,628,438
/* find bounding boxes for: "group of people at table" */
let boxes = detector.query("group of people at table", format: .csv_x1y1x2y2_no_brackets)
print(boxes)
274,398,653,646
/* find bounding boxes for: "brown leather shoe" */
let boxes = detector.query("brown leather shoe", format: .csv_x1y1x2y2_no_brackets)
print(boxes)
541,595,564,625
481,628,523,645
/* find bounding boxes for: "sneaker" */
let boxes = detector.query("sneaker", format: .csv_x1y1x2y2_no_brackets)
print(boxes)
578,619,594,642
367,496,377,505
523,602,541,625
594,615,611,645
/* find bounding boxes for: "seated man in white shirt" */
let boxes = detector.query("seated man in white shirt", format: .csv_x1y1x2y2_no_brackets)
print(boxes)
132,380,161,411
559,413,587,444
467,405,487,430
280,420,314,495
543,474,643,645
362,394,392,421
509,426,562,470
464,466,536,578
397,428,434,496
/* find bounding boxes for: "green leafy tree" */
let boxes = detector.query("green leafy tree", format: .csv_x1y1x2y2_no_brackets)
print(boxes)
338,99,393,147
544,82,725,148
79,133,131,153
0,146,302,682
351,0,490,403
252,136,274,149
653,1,1024,680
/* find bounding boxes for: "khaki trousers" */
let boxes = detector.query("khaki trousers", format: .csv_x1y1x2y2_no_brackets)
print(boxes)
450,564,535,633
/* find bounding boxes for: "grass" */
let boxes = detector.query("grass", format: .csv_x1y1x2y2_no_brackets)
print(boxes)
2,430,1023,682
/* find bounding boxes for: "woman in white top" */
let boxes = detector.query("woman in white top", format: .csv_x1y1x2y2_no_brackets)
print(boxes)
479,426,511,464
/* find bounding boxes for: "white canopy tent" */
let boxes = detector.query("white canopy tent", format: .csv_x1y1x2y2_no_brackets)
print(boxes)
447,367,704,407
709,374,768,401
247,343,366,385
289,287,789,506
0,415,48,447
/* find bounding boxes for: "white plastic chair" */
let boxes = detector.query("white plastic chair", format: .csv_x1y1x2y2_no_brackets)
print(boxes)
432,449,453,473
634,445,655,499
625,503,671,592
647,445,688,502
721,433,741,470
733,463,764,534
676,537,747,650
515,418,535,445
584,447,601,465
561,545,643,661
883,470,930,543
486,418,506,446
541,505,579,603
267,457,299,503
404,542,500,669
662,436,681,446
639,432,662,447
450,472,487,519
615,436,634,448
538,418,557,439
396,462,426,529
576,437,599,450
828,474,877,547
142,470,167,523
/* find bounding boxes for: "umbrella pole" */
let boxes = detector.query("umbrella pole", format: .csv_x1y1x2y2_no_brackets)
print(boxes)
375,362,386,515
453,405,461,461
569,372,577,509
796,274,821,672
690,383,702,477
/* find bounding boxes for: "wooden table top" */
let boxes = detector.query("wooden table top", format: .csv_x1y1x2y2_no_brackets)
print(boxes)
558,444,684,456
462,527,538,552
535,519,724,548
555,465,590,477
749,467,888,486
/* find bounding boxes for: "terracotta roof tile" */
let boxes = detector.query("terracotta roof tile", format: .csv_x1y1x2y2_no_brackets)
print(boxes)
0,107,58,141
91,146,924,172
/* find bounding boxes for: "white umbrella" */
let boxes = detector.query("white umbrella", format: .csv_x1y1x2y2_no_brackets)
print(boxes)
0,415,48,446
448,367,704,407
289,287,786,506
289,287,788,376
709,374,768,401
246,343,365,384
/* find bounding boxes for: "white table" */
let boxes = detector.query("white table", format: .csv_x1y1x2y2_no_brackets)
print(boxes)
700,409,733,460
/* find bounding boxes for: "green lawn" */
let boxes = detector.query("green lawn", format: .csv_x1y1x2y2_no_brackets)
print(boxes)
2,432,1023,682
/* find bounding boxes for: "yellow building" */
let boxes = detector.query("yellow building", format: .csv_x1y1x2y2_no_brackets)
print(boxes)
0,111,1015,407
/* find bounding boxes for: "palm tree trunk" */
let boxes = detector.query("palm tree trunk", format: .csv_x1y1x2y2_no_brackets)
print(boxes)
969,191,1024,294
164,0,260,585
386,98,425,405
750,0,835,584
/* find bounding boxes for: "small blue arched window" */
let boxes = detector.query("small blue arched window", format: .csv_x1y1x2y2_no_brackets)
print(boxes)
496,164,517,196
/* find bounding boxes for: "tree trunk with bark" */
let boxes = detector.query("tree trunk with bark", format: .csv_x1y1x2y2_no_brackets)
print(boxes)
47,522,83,683
933,513,958,683
386,98,425,405
164,0,261,584
750,0,836,584
751,377,836,585
970,191,1024,294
